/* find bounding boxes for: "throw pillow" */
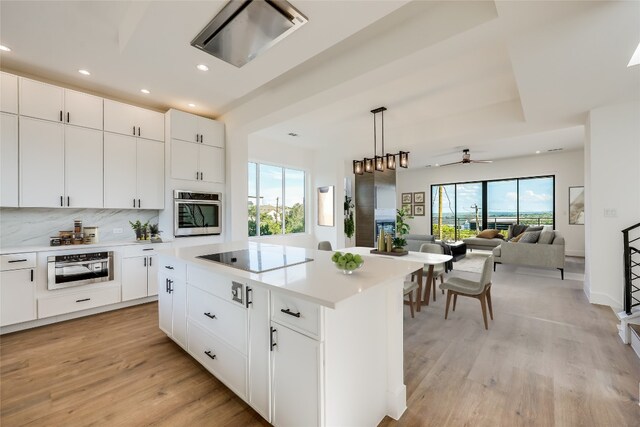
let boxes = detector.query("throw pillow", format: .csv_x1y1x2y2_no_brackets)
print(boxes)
527,226,544,232
538,230,555,244
519,230,541,243
509,224,529,240
477,229,500,239
510,232,525,242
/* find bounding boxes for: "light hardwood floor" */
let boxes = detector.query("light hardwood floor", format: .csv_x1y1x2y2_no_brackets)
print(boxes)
1,261,639,426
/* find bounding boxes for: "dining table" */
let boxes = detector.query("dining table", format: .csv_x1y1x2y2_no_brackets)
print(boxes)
349,247,453,311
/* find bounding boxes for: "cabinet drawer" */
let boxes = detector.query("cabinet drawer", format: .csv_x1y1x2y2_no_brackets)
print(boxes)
38,285,120,318
187,285,247,354
187,320,247,399
272,292,321,340
1,253,36,271
123,244,159,258
158,256,186,281
188,265,246,305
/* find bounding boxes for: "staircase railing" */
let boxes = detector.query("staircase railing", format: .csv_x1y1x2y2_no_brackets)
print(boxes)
623,222,640,315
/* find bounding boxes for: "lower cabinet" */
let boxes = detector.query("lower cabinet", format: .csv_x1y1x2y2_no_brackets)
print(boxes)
122,255,157,301
0,254,37,327
270,321,322,427
158,272,187,348
38,285,120,318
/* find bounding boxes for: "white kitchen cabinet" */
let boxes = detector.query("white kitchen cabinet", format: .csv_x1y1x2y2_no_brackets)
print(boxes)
169,109,224,147
38,285,120,319
65,126,103,208
271,322,321,427
1,113,19,206
171,139,224,183
104,132,164,209
19,77,64,123
122,254,158,301
159,265,187,348
0,254,37,327
64,89,103,130
248,284,271,420
1,72,18,114
19,117,65,207
104,99,164,142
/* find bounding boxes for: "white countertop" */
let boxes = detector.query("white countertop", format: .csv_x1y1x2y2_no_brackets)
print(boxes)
159,242,424,309
0,240,169,255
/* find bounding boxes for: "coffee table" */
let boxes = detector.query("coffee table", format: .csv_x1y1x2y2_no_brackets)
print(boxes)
442,241,467,262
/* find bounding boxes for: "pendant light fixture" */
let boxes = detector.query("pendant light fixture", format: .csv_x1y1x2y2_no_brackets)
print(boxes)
352,106,409,175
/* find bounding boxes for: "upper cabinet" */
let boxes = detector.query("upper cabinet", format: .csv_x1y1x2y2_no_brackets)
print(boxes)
19,77,103,130
0,72,18,114
1,113,19,206
19,77,64,123
104,99,164,142
169,109,224,148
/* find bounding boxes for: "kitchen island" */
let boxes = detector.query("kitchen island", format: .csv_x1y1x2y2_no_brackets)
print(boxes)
157,241,422,427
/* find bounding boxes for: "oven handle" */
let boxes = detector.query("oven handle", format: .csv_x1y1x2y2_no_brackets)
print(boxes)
174,200,220,205
51,259,110,267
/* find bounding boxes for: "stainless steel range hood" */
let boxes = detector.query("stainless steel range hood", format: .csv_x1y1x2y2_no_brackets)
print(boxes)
191,0,308,68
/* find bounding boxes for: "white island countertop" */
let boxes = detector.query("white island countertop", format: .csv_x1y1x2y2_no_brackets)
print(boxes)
159,241,423,309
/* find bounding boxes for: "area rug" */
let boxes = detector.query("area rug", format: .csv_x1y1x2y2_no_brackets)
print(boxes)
453,252,491,273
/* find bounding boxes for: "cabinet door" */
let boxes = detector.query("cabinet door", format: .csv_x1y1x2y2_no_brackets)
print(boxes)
199,145,225,183
19,117,65,207
137,108,164,142
65,126,103,208
0,113,18,206
248,285,271,421
271,323,321,427
147,256,158,297
19,77,64,123
171,139,199,181
0,269,36,327
136,138,164,209
158,274,174,336
0,72,18,114
104,132,137,209
64,89,103,130
199,117,224,148
122,257,149,301
104,99,138,137
172,278,187,348
170,109,198,143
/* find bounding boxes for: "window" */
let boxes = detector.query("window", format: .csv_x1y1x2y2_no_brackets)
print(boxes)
431,175,554,240
248,162,306,236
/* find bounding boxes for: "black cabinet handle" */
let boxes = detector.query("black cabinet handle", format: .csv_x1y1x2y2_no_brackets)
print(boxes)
8,259,27,263
67,112,70,123
201,134,204,143
204,312,216,320
143,257,147,267
165,278,169,293
133,126,136,135
200,172,203,180
76,298,90,303
138,199,141,208
165,265,174,270
60,110,63,122
280,308,301,318
149,257,152,266
138,127,141,137
67,196,70,206
196,171,199,180
61,196,64,207
30,269,34,282
246,287,253,308
204,350,216,360
143,248,153,251
133,198,136,208
168,279,173,294
270,327,277,351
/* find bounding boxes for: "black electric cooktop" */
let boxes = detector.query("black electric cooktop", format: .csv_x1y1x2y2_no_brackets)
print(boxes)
197,249,313,273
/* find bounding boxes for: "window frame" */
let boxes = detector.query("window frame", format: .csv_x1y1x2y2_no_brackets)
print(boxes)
248,161,307,237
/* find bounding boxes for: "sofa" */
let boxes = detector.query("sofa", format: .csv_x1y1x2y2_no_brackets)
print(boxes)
492,226,566,279
463,229,505,251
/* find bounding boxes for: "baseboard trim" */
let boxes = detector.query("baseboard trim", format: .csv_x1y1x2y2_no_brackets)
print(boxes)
566,250,585,257
0,296,158,335
589,291,622,313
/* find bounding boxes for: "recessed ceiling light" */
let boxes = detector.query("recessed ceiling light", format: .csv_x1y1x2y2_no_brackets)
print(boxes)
78,69,91,76
435,163,440,167
628,42,640,67
0,45,11,52
196,64,209,71
188,103,196,107
535,150,541,154
140,89,150,94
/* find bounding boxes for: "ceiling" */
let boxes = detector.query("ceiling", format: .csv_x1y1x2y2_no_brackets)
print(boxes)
1,1,639,168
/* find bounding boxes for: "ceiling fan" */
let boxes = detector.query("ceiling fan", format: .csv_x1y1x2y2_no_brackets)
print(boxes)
437,149,493,167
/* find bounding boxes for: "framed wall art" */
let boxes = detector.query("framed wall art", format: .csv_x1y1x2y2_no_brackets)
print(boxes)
401,193,412,204
413,192,425,204
414,204,425,216
569,186,584,225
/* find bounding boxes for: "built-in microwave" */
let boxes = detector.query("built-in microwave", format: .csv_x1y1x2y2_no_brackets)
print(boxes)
174,190,222,237
47,251,114,290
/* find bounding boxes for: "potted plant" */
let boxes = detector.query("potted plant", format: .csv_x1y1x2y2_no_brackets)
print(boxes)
149,223,162,243
129,220,150,241
393,207,412,251
344,195,355,240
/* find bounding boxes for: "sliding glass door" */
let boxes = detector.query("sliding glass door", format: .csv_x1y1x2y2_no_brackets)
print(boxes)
487,179,517,237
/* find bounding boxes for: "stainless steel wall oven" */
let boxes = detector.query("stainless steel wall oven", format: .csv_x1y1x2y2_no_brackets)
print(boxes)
174,190,222,237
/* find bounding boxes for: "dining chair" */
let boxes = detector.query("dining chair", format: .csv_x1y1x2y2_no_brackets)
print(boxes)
317,241,333,251
440,255,494,329
419,243,446,302
403,280,419,318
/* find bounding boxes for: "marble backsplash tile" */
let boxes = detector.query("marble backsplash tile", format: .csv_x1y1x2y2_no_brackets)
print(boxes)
0,208,160,248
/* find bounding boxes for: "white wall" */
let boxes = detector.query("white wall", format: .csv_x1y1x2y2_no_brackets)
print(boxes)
395,149,585,256
585,101,640,311
311,152,348,250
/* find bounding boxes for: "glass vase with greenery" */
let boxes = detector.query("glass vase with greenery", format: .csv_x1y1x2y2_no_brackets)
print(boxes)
344,195,355,239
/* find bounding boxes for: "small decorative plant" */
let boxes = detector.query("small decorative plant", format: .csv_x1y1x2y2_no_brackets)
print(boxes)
344,195,355,239
148,223,162,242
129,220,150,241
394,207,412,250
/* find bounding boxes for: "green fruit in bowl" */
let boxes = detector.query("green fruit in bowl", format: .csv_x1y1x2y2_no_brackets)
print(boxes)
344,253,353,262
331,252,342,263
353,254,363,264
345,261,357,270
